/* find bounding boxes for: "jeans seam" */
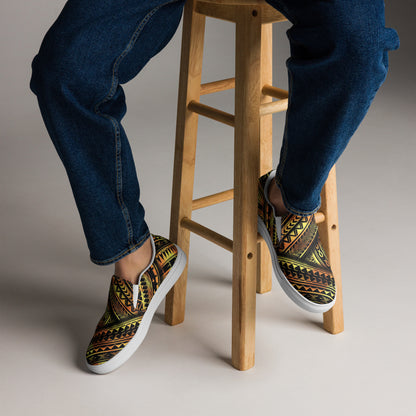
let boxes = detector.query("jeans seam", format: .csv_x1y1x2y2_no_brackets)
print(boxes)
274,59,321,216
274,64,291,203
93,0,179,247
90,230,151,265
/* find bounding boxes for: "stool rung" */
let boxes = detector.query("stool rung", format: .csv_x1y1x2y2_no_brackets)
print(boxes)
200,78,235,95
260,100,288,116
315,212,325,224
192,188,326,224
260,84,289,115
192,189,234,210
181,217,264,253
262,84,288,100
181,217,234,252
188,100,235,127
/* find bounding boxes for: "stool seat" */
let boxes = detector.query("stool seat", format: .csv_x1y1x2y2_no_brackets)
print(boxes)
195,0,286,24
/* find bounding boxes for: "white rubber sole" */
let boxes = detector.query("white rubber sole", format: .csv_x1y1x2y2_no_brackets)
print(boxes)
85,245,187,374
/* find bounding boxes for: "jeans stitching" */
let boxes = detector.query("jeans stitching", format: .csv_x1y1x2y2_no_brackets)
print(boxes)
274,61,291,208
93,0,179,247
274,50,320,216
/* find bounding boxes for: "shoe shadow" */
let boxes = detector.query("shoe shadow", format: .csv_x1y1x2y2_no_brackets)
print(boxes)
276,313,325,331
154,309,235,368
0,271,104,373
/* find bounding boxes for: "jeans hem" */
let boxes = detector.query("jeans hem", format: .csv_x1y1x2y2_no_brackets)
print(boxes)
274,174,320,216
90,230,151,266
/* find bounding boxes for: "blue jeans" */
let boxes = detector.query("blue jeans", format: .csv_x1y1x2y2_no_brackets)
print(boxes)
30,0,399,265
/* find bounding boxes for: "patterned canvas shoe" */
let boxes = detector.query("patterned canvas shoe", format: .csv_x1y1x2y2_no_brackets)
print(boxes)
257,170,336,313
85,234,186,374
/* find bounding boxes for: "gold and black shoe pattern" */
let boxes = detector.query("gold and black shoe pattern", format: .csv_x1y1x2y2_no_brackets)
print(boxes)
258,170,336,311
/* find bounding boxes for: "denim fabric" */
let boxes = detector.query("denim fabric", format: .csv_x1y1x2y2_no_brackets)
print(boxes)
30,0,187,264
30,0,399,264
264,0,399,214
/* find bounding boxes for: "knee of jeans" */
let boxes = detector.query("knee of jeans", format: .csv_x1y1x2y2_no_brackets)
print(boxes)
349,34,397,91
283,1,400,89
330,6,400,87
29,38,104,105
29,52,55,97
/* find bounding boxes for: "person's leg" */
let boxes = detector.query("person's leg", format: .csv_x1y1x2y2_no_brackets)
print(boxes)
30,0,188,373
258,0,399,312
30,0,186,282
264,0,399,214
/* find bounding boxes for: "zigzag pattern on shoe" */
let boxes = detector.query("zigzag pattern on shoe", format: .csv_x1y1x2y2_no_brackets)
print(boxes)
257,170,336,308
86,235,179,366
279,213,335,305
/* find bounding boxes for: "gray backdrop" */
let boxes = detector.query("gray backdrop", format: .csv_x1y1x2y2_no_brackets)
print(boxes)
0,1,415,415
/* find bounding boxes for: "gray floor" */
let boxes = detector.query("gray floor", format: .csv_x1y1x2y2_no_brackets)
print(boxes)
1,2,415,415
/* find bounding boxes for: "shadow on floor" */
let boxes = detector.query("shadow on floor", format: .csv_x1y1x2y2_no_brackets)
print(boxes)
0,271,103,372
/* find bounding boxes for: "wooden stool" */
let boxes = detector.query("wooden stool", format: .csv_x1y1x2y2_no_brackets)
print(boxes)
164,0,344,371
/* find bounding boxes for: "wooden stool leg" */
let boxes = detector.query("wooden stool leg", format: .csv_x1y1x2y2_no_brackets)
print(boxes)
257,22,273,294
165,0,206,326
318,166,344,334
232,7,262,371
